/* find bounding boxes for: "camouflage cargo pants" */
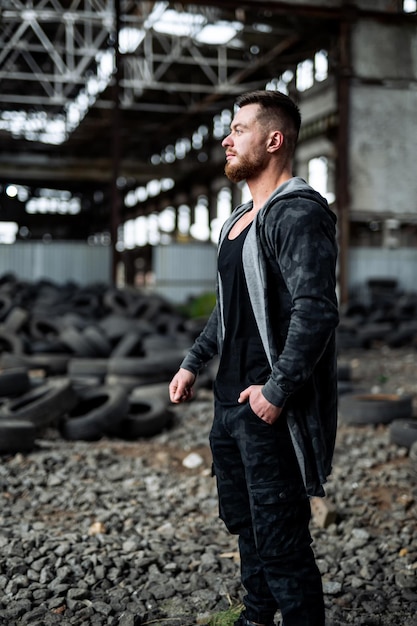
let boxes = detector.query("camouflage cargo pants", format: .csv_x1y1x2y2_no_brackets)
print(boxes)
210,400,325,626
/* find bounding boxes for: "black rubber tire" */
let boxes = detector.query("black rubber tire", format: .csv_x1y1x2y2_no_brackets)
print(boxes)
0,294,13,322
0,368,31,397
339,392,413,425
356,322,393,349
83,326,112,357
154,312,187,336
142,333,193,352
29,339,70,355
105,374,151,391
60,312,89,331
135,294,173,321
107,350,184,381
98,315,148,342
183,316,209,338
59,327,97,357
59,385,129,441
0,352,70,376
67,358,109,380
0,377,78,429
0,328,25,355
130,383,171,402
70,376,104,392
110,330,144,358
393,295,417,321
67,291,101,317
110,391,173,439
386,321,417,348
103,288,133,315
339,301,368,319
389,418,417,449
141,334,178,352
0,420,37,454
336,329,363,351
29,317,62,341
3,306,29,332
128,295,157,317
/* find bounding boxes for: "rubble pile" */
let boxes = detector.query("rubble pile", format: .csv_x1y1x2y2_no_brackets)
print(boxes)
0,349,416,625
0,274,416,624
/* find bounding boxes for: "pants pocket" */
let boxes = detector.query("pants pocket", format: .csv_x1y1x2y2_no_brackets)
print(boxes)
211,459,253,534
250,480,312,558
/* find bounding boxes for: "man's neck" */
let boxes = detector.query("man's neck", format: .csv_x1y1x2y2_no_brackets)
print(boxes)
248,170,293,212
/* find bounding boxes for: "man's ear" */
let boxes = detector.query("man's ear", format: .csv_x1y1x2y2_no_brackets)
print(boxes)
267,131,284,152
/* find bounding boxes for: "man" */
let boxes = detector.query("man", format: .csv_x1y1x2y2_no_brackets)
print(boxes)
169,90,339,626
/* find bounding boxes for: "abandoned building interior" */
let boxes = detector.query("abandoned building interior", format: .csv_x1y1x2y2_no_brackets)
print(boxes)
0,0,416,305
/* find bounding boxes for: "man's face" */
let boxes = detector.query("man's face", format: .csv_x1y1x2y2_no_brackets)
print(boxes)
222,103,269,183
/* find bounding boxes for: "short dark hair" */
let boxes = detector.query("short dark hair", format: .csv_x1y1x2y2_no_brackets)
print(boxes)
235,90,301,155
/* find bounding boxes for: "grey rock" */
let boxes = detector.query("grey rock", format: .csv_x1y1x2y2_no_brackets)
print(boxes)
395,570,417,589
0,347,416,625
118,611,142,626
323,580,342,595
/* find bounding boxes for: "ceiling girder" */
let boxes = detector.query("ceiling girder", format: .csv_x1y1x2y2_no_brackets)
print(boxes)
0,0,275,114
1,0,112,105
0,0,344,239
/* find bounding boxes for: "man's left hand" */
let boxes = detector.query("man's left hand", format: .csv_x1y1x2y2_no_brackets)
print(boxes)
238,385,282,425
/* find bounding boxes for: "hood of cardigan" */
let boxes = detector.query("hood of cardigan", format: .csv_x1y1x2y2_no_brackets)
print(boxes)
222,177,335,235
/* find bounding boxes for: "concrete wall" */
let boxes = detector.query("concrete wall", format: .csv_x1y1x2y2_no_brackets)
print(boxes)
153,243,217,304
0,242,111,285
349,18,417,220
348,247,417,295
295,10,417,302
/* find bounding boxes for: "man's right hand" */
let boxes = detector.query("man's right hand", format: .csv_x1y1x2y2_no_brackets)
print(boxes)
169,368,196,403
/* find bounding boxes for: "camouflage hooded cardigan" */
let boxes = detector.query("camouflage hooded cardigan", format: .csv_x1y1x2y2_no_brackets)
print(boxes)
180,177,339,497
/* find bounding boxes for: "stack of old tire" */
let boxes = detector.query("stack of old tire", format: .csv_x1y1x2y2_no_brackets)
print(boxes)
337,361,417,482
337,277,417,480
337,278,417,351
0,273,210,454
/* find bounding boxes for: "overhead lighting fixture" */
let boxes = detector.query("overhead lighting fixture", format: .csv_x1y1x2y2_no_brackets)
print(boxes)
119,27,145,53
153,9,206,37
25,189,81,215
253,23,273,33
195,21,244,45
403,0,416,12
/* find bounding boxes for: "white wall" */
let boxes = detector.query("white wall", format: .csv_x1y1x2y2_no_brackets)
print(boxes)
348,247,417,295
153,243,217,304
349,19,417,220
0,242,112,285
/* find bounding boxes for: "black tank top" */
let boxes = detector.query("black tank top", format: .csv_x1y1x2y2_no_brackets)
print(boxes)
215,222,270,405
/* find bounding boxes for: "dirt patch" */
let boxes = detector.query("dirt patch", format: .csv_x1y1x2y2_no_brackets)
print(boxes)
91,438,213,474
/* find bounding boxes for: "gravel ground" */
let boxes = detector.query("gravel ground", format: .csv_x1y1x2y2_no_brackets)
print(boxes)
0,346,417,626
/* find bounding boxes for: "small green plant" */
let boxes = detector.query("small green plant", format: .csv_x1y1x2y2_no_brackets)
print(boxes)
377,374,389,385
203,603,243,626
178,291,216,319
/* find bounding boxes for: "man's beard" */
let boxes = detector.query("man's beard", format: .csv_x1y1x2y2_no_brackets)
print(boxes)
224,152,266,183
